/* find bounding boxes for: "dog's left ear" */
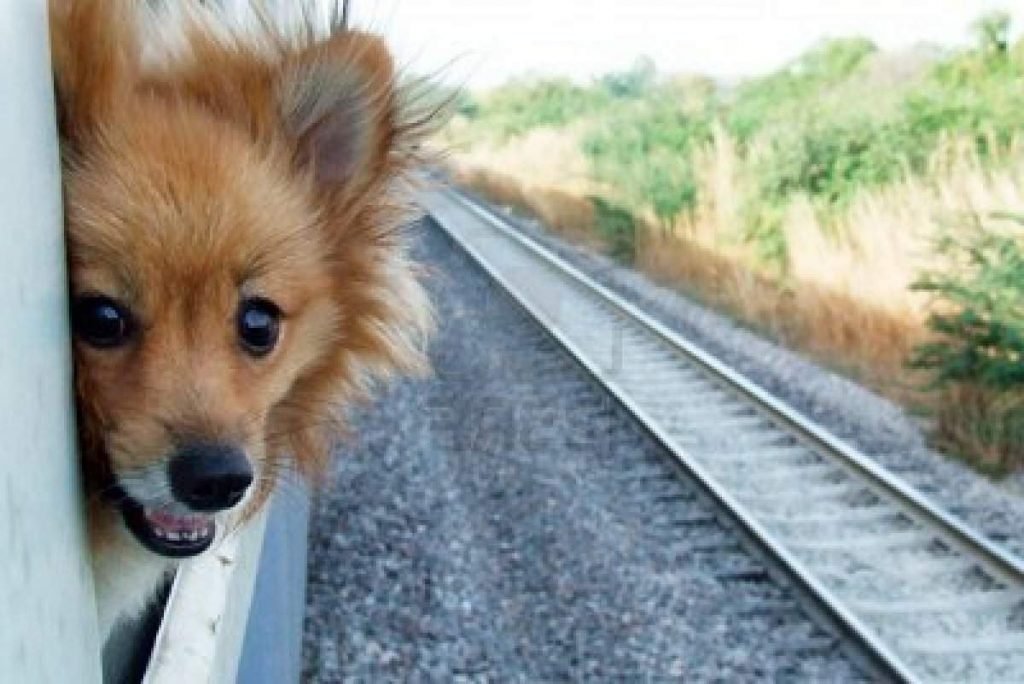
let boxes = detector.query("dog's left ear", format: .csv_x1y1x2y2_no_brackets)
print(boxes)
50,0,139,143
278,32,398,192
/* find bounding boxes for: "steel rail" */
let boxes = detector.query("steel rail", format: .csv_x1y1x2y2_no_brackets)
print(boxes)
426,187,1024,684
448,189,1024,586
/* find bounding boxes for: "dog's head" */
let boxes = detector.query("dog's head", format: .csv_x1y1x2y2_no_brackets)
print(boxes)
52,0,432,558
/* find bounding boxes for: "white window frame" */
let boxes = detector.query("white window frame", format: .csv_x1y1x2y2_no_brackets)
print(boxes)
0,5,291,682
0,1,103,681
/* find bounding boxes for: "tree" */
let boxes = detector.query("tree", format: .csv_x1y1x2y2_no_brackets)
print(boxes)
973,11,1011,57
599,56,657,98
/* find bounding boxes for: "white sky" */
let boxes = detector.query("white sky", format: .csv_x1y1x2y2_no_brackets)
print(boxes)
348,0,1022,88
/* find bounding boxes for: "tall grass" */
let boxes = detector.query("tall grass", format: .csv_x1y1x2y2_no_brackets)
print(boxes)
441,14,1024,470
447,130,1024,468
911,212,1024,470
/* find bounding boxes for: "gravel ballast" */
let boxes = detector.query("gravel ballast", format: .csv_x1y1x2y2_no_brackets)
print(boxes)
462,191,1024,560
301,222,867,682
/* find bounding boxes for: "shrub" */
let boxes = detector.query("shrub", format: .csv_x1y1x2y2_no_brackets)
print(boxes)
589,196,637,262
737,199,788,269
478,78,608,138
755,119,909,207
726,38,877,142
973,11,1012,57
582,97,708,223
445,11,1024,472
599,56,658,99
455,90,480,118
910,213,1024,468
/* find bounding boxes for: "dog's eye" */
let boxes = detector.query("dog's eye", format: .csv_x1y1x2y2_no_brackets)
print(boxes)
72,296,133,348
237,297,280,356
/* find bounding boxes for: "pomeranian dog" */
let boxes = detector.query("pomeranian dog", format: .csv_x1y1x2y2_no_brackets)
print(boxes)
49,0,433,639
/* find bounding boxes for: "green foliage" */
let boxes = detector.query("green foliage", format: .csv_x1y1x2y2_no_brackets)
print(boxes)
911,213,1024,391
738,200,789,268
973,10,1012,56
733,25,1024,264
589,196,637,262
910,43,1024,161
475,77,609,138
583,97,707,225
755,119,908,207
449,13,1024,470
910,213,1024,465
453,12,1024,272
454,90,480,118
795,37,879,80
726,38,878,142
598,56,657,98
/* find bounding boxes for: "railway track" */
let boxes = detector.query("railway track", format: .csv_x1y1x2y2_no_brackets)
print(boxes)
304,221,866,680
423,188,1024,684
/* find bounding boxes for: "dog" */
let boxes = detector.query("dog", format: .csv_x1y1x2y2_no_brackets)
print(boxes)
49,0,434,639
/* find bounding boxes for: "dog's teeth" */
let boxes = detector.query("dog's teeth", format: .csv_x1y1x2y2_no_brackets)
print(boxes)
186,530,198,541
166,530,181,541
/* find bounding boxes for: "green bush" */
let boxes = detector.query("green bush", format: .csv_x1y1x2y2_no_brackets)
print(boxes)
973,10,1012,57
599,56,658,99
582,97,708,224
737,199,789,269
726,37,878,142
454,12,1024,272
455,90,480,118
450,13,1024,470
589,196,637,262
476,77,609,138
910,213,1024,465
755,119,909,207
911,213,1024,389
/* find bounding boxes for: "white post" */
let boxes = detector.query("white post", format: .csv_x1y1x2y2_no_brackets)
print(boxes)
0,1,103,681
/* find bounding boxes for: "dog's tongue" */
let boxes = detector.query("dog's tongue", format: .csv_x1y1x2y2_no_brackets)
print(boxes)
144,508,212,534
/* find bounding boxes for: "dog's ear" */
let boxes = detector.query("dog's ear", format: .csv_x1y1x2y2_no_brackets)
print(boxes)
277,32,398,193
49,0,138,140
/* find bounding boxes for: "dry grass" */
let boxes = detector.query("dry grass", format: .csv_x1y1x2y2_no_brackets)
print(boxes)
447,125,595,194
450,164,601,248
933,386,1024,474
634,229,926,398
443,129,1024,468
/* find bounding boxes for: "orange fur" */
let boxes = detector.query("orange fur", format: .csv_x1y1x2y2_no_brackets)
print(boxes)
50,0,434,634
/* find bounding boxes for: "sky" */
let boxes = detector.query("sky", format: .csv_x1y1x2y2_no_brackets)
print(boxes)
348,0,1023,88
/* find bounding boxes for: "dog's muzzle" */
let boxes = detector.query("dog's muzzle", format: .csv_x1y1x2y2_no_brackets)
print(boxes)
119,442,253,558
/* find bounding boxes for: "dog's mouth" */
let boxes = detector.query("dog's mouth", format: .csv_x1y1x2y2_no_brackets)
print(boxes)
120,496,215,558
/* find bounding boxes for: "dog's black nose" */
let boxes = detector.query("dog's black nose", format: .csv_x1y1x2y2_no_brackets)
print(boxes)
168,442,253,512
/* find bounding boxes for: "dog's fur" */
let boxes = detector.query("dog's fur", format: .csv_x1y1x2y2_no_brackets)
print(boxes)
50,0,433,637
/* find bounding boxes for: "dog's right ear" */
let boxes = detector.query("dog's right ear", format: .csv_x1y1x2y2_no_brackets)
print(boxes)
152,19,401,201
276,32,400,199
49,0,138,141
